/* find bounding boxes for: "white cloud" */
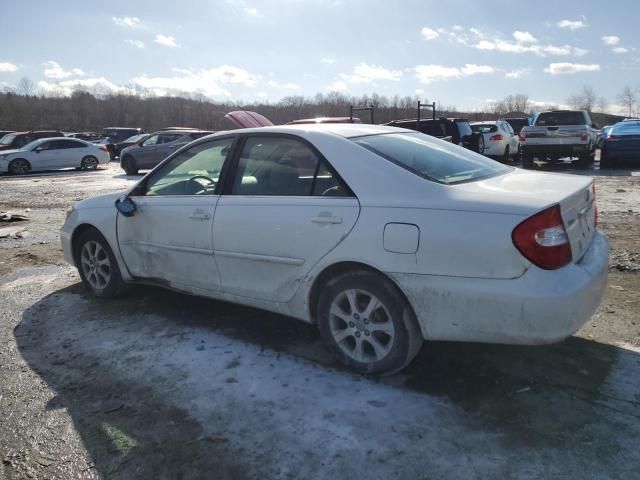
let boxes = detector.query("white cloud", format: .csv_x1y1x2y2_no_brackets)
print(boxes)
414,63,494,84
602,35,620,45
505,68,531,79
415,88,425,95
154,34,178,48
112,16,144,28
557,19,586,30
474,38,586,57
0,62,17,72
544,62,601,75
39,77,128,96
420,27,439,40
321,57,336,64
267,80,300,90
43,61,85,79
243,7,260,16
325,80,347,91
512,31,537,43
340,62,402,83
452,25,463,31
132,65,259,97
125,39,145,49
612,47,629,54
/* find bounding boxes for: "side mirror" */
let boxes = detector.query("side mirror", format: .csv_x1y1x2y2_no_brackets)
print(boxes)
34,147,42,153
115,196,136,217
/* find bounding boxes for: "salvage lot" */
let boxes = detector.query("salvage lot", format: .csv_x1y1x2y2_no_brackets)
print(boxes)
1,158,640,479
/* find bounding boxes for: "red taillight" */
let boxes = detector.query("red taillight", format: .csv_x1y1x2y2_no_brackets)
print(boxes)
580,132,589,141
512,205,572,270
100,146,109,152
605,135,619,142
592,182,598,227
519,132,526,142
489,134,503,141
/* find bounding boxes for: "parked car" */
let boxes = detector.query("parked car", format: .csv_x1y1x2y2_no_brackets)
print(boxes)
287,117,362,125
0,130,15,138
0,130,65,151
383,117,485,154
119,129,213,174
519,110,598,169
113,133,151,157
470,120,520,162
102,127,145,143
61,123,607,375
504,118,530,135
596,125,614,148
67,132,102,141
0,137,110,174
600,121,640,168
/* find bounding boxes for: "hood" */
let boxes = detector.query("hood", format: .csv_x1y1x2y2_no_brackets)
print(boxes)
0,148,24,157
225,110,274,128
75,192,124,210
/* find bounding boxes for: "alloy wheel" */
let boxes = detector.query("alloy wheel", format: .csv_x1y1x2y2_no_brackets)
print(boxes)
328,289,395,364
10,159,29,174
80,240,111,289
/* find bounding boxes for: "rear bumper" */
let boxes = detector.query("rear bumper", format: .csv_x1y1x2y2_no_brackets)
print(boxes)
522,144,590,158
392,232,609,345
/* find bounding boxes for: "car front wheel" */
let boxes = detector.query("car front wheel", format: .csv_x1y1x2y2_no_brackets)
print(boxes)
121,156,138,175
75,229,126,297
317,271,422,375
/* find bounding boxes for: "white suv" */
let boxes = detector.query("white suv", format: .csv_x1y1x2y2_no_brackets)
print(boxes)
471,120,520,162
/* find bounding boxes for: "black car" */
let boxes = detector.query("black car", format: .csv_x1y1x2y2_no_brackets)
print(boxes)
504,118,530,135
0,130,65,151
101,127,145,143
384,117,484,153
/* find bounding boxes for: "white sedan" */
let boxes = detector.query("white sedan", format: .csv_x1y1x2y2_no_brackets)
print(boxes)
60,124,608,375
471,120,520,162
0,137,110,174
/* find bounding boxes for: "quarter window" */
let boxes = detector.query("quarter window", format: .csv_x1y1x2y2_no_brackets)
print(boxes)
143,137,235,196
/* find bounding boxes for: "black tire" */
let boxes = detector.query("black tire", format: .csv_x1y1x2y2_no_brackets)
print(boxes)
577,152,594,169
475,134,485,154
599,147,612,169
522,155,534,169
317,271,423,375
121,155,138,175
81,155,99,170
8,158,31,175
74,228,126,298
502,145,510,163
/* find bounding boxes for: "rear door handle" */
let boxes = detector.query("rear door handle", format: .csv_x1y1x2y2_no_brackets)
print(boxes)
311,214,342,224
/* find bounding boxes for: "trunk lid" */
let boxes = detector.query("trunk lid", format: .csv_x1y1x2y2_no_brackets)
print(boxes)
522,125,588,145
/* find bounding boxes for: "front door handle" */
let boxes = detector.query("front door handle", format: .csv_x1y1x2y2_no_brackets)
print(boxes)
189,210,211,220
311,214,342,224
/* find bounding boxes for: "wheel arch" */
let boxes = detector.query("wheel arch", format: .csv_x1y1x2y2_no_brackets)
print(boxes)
307,260,419,329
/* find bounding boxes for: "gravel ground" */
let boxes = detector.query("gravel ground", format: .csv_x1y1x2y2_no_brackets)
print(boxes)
1,158,639,479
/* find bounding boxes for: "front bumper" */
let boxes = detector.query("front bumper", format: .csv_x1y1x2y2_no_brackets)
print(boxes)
393,232,609,345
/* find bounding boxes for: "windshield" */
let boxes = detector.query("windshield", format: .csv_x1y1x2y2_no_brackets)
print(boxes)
471,124,498,134
535,112,585,126
353,132,510,185
0,134,16,146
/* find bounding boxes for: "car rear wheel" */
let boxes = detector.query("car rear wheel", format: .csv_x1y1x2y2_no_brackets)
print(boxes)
8,158,31,175
599,147,612,169
81,155,99,170
75,229,126,298
317,271,422,375
121,155,138,175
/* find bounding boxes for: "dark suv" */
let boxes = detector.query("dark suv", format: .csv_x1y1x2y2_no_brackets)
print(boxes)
102,127,145,143
383,118,484,153
0,130,65,151
119,129,214,174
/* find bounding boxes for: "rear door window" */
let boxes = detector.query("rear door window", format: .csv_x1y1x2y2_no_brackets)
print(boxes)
353,132,510,185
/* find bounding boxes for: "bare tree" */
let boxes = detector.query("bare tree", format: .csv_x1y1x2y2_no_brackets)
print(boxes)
567,85,597,112
617,85,636,117
596,97,608,113
16,77,37,97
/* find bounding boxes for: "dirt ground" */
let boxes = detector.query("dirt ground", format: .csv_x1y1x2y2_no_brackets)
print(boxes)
0,157,639,479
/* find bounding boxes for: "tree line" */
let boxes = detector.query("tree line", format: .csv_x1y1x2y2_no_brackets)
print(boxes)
0,77,635,133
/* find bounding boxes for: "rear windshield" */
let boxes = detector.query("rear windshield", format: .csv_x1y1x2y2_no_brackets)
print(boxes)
471,124,498,134
352,132,510,185
535,112,585,126
0,134,15,145
612,123,640,135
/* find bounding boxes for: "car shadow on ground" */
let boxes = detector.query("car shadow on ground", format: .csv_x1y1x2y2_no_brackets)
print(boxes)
0,168,105,179
15,283,640,478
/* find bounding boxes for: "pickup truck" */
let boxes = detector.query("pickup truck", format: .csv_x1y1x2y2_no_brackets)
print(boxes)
519,110,598,169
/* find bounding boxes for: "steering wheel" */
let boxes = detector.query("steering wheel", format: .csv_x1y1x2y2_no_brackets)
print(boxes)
186,175,216,194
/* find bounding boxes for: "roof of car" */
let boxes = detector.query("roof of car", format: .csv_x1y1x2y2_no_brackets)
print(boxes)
216,123,411,139
470,121,499,125
152,129,213,135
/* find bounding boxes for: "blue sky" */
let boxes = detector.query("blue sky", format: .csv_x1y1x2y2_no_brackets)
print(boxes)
0,0,637,111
